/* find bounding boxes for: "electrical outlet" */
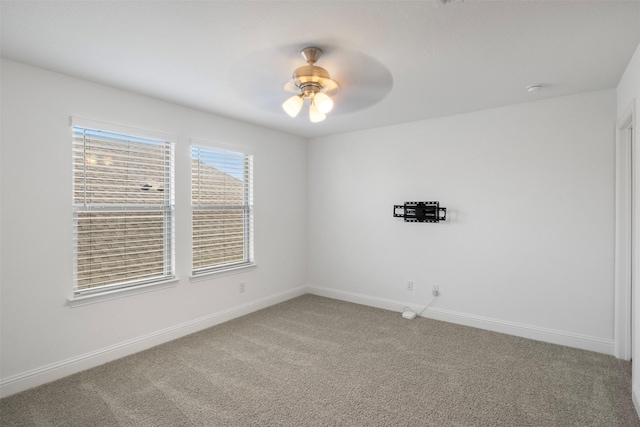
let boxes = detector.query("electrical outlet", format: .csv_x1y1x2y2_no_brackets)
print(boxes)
239,282,246,293
432,285,439,297
407,281,414,291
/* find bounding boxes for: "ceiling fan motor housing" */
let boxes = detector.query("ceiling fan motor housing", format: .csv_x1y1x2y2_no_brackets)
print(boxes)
293,65,331,97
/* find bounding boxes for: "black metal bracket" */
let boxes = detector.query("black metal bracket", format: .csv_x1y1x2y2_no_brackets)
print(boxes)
393,201,446,223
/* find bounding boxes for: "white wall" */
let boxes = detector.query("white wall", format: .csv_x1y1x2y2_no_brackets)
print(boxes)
0,59,308,396
616,41,640,416
308,89,617,354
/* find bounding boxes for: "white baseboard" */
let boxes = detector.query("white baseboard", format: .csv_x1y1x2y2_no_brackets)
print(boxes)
1,285,616,398
0,286,307,398
306,285,615,356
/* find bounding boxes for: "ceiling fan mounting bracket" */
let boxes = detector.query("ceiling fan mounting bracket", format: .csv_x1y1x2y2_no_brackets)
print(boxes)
300,47,323,65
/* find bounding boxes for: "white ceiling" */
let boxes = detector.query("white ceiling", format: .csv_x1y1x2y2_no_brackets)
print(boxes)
1,1,639,139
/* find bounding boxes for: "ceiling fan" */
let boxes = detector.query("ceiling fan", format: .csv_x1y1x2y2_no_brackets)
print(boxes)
282,47,339,123
228,45,392,123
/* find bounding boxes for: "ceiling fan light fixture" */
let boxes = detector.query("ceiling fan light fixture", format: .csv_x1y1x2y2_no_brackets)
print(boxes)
309,100,326,122
282,94,303,117
313,92,333,114
284,46,338,123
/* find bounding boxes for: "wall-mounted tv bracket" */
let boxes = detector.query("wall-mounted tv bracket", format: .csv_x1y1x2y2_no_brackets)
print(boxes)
393,201,446,223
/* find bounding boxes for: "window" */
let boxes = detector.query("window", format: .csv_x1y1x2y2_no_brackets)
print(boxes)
72,120,175,295
191,143,253,275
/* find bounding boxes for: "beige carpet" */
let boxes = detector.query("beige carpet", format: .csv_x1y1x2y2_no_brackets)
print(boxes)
1,295,638,426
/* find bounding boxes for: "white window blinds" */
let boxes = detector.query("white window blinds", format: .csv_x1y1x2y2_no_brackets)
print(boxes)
191,144,254,274
72,122,175,295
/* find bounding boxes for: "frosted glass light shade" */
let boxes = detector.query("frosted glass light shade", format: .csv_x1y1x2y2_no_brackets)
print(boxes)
309,101,326,122
313,92,333,114
282,95,303,117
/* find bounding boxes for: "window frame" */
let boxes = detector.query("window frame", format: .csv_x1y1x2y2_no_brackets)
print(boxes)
71,118,176,297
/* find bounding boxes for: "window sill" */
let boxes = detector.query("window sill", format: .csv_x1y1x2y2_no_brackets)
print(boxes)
67,278,180,307
190,263,257,283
